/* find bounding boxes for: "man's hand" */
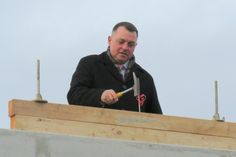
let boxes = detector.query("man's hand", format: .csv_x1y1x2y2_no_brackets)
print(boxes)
101,89,119,105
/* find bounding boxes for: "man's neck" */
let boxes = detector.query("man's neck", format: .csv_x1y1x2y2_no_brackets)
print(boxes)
106,49,126,65
106,48,135,69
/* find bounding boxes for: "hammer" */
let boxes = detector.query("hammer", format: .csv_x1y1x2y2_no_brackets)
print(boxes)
116,72,141,112
116,72,140,98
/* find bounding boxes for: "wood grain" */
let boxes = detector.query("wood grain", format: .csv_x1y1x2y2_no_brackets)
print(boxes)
8,99,236,150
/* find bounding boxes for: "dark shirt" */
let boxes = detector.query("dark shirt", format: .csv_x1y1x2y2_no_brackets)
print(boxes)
67,51,162,114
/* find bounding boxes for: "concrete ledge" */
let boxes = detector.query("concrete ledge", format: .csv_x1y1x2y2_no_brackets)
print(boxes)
0,129,236,157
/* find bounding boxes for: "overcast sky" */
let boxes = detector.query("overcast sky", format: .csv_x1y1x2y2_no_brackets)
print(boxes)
1,0,236,128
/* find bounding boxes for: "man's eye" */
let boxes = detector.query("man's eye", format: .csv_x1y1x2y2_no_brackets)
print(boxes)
118,40,125,44
117,40,136,48
128,42,136,47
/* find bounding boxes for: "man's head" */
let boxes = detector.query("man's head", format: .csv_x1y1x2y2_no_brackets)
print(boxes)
108,22,138,64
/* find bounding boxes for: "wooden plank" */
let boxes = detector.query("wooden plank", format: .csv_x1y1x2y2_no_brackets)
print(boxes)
9,99,236,139
12,115,236,150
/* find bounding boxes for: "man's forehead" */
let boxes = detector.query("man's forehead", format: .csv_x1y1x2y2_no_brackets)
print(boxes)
112,26,138,37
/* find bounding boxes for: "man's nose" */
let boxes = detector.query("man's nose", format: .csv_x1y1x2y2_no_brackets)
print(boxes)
121,42,129,50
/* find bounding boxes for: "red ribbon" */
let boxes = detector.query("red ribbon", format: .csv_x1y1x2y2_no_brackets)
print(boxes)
136,94,146,107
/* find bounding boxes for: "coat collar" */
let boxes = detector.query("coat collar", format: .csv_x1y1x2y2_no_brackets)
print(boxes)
97,51,145,83
98,51,124,82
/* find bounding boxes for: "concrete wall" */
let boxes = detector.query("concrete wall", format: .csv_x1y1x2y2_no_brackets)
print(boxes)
0,129,236,157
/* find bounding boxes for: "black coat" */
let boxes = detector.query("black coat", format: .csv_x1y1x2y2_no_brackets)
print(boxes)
67,51,162,114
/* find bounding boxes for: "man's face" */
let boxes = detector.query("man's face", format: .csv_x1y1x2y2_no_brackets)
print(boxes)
108,26,137,64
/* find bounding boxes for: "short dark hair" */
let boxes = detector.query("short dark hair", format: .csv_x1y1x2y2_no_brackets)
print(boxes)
112,22,138,37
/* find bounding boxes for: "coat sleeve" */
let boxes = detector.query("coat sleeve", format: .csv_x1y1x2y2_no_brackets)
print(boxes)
147,78,163,114
67,57,104,107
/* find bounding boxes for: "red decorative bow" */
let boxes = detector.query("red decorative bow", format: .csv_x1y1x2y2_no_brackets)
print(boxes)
136,94,146,107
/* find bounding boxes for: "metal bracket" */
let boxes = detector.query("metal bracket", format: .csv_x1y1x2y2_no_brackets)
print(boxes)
33,59,48,103
212,80,225,122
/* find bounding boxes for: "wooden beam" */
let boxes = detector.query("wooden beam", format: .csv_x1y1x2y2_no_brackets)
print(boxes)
12,115,236,150
9,99,236,139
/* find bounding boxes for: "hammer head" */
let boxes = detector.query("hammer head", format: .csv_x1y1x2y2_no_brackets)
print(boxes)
133,72,140,97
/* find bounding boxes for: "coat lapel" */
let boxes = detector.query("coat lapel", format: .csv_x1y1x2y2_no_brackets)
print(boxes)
98,52,124,82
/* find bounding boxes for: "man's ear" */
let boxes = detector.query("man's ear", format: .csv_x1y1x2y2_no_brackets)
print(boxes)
107,36,111,45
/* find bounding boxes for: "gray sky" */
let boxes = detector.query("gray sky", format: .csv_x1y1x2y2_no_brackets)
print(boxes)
1,0,236,128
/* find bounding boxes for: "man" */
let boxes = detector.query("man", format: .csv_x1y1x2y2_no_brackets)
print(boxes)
67,22,162,114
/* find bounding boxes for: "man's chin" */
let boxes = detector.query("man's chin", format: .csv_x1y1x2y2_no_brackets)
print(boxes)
117,58,129,64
